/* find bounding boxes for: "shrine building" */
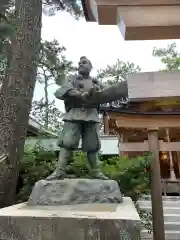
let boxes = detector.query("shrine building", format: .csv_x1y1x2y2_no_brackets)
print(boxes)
99,71,180,195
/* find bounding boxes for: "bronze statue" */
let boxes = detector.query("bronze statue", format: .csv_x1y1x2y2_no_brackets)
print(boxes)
46,56,108,180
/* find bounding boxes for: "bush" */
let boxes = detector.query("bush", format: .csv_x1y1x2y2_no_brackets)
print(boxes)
16,143,57,202
101,155,151,201
16,144,151,203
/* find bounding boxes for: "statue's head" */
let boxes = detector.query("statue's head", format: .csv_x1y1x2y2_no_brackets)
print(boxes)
78,56,92,76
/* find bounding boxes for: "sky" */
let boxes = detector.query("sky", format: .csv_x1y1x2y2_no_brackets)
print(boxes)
33,11,180,112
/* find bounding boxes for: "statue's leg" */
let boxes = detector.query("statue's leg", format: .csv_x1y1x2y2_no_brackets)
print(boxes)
46,148,72,180
87,152,108,180
82,123,108,180
46,122,81,180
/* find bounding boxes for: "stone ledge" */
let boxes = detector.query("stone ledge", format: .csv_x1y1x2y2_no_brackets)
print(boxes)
0,198,141,240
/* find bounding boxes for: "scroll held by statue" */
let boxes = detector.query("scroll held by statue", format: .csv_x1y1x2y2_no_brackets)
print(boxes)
55,80,128,107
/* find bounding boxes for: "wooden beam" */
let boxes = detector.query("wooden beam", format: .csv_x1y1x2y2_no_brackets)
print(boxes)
117,6,180,28
120,141,149,151
120,141,180,152
95,0,180,6
122,25,180,41
108,112,180,128
160,142,180,151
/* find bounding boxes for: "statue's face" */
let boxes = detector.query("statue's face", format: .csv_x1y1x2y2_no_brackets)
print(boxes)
78,58,92,76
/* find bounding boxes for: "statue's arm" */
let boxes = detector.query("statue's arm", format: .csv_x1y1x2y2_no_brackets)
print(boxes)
54,78,82,100
99,82,109,90
91,80,107,94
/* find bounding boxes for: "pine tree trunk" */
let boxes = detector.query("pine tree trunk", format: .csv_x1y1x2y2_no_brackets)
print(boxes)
0,0,42,207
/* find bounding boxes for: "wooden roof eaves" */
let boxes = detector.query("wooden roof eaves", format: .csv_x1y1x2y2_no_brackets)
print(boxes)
81,0,96,21
99,107,180,116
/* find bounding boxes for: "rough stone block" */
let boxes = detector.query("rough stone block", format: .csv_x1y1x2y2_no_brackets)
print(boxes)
28,179,123,205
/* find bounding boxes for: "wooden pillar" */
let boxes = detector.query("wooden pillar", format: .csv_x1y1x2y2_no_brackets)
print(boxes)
148,129,165,240
165,128,176,180
103,113,109,135
119,132,129,157
177,152,180,178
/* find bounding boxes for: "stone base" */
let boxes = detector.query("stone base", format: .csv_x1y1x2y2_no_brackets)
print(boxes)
28,179,123,205
0,198,141,240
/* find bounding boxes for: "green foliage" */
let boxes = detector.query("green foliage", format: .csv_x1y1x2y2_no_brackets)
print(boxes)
97,59,141,84
16,143,57,202
31,99,63,131
43,0,82,18
31,39,75,131
17,145,151,203
0,0,81,82
153,42,180,71
38,39,76,86
101,155,151,201
66,151,90,177
0,0,82,66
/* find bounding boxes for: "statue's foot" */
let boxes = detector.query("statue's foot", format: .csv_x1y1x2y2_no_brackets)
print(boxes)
91,171,109,180
46,169,66,181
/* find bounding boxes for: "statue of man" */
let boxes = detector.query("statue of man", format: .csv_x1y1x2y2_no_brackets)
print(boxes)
46,56,108,180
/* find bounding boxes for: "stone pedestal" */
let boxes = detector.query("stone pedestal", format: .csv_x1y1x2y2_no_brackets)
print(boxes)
0,179,141,239
27,179,123,205
0,198,141,240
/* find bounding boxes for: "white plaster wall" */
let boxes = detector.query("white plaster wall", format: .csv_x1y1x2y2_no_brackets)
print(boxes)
26,135,119,155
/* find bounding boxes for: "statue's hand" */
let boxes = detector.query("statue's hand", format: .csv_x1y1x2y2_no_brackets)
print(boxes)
88,87,100,96
81,92,90,99
68,89,82,98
